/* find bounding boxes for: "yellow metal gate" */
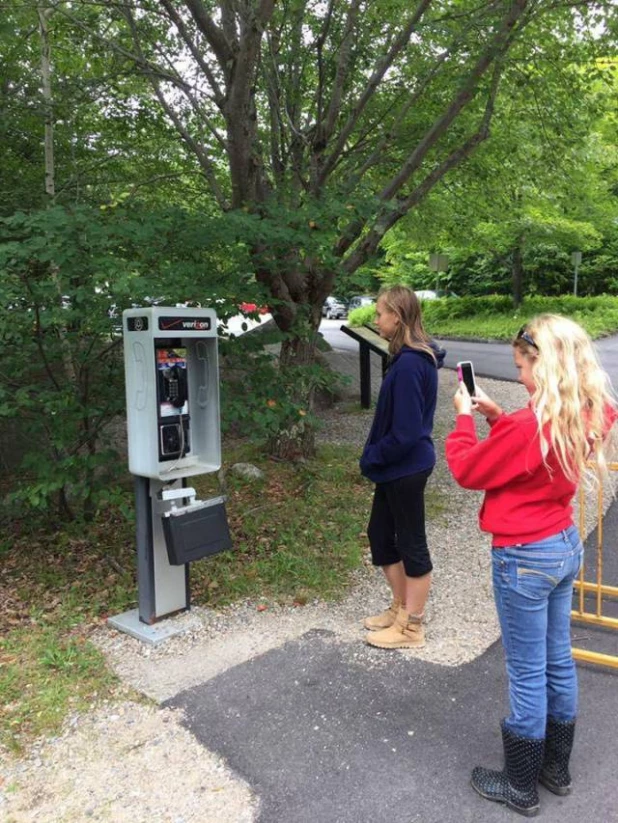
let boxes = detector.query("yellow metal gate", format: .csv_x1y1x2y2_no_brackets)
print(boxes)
572,463,618,669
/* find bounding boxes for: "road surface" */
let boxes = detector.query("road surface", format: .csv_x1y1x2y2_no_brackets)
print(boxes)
320,318,618,386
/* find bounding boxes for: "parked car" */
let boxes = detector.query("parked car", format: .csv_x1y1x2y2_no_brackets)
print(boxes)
322,296,347,319
414,289,459,300
347,295,375,311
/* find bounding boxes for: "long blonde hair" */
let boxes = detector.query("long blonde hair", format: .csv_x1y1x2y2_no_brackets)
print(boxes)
513,314,616,482
378,285,436,361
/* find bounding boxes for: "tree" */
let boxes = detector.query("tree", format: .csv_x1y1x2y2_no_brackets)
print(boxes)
0,0,207,216
30,0,618,454
0,4,261,518
379,45,618,302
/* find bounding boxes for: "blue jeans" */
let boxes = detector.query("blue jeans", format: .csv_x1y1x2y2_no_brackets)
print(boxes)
491,525,584,740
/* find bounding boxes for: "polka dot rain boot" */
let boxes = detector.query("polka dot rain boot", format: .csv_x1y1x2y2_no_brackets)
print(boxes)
471,720,545,817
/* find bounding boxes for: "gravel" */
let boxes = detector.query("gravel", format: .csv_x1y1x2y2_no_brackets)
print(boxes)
2,367,613,822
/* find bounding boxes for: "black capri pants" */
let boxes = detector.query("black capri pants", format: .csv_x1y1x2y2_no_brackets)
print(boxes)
367,468,433,578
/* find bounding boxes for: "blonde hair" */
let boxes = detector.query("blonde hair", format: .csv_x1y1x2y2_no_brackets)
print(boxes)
513,313,617,482
377,285,436,361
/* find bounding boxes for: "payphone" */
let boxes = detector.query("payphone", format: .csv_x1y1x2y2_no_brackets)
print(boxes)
110,306,231,643
123,308,221,481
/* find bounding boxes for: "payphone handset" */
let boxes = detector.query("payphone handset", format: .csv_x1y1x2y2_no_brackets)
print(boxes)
156,342,190,461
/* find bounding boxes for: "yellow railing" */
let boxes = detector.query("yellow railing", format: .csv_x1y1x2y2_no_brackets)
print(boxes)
571,462,618,669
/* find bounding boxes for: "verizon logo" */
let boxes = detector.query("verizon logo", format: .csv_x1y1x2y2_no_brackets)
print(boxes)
181,320,209,330
159,316,211,331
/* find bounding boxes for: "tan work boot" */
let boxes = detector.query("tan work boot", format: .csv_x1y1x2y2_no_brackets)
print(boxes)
363,598,402,631
365,607,425,649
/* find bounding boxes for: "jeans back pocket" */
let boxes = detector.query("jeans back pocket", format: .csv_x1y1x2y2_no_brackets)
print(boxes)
515,558,564,599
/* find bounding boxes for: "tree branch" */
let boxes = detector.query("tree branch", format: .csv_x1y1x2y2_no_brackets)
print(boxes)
340,47,452,191
182,0,234,69
158,0,226,106
314,0,335,145
342,62,504,273
123,5,229,208
335,0,529,258
53,3,193,92
320,0,361,145
379,1,527,204
317,0,434,187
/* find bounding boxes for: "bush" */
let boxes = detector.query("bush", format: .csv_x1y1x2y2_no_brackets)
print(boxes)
219,324,336,448
420,295,618,340
348,294,618,339
0,204,256,521
347,305,377,326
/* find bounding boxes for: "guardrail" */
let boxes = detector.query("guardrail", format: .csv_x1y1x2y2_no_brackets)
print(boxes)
572,462,618,669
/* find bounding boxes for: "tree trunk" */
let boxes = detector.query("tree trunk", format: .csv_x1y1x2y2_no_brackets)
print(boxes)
38,7,55,198
39,7,82,516
511,240,524,308
268,334,319,460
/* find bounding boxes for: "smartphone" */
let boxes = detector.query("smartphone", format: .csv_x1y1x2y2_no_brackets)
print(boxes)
457,360,476,396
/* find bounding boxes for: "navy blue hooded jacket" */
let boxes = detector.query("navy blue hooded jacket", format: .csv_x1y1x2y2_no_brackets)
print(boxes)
360,342,445,484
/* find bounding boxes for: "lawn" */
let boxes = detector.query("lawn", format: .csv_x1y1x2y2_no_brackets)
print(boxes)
0,441,390,753
348,295,618,340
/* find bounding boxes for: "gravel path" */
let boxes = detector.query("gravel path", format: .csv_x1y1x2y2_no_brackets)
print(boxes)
1,368,612,822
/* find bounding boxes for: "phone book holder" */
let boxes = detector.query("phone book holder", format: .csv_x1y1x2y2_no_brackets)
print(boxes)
159,487,232,565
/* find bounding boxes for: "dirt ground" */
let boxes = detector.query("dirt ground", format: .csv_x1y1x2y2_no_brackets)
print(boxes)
1,370,612,822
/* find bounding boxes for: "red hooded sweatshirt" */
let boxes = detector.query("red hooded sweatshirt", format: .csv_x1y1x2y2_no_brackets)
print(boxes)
446,407,581,547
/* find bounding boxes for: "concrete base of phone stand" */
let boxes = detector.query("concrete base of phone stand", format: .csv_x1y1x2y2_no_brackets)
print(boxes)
107,608,196,646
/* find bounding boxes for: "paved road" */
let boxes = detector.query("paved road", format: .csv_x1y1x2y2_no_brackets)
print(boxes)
169,626,617,823
320,318,618,386
163,322,618,823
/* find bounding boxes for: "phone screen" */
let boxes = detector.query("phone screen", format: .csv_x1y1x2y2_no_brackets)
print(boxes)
457,361,476,396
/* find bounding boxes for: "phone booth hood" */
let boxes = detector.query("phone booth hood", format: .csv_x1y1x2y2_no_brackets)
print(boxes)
123,306,221,481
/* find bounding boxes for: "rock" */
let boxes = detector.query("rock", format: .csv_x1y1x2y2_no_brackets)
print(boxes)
230,463,264,481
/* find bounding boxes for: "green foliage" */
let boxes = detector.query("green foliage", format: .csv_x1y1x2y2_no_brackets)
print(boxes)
0,1,201,216
347,305,377,327
219,328,337,447
420,295,618,339
378,52,618,302
349,293,618,338
0,204,260,520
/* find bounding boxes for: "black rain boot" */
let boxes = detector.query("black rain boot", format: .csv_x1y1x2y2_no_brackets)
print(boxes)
471,720,545,817
539,717,575,796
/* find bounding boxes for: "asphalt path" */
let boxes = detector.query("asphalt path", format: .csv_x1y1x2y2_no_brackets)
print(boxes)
164,319,618,823
319,318,618,386
170,620,618,823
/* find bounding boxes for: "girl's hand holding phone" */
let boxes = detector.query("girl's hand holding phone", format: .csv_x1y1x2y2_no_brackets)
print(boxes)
453,382,473,415
470,384,503,423
454,381,503,422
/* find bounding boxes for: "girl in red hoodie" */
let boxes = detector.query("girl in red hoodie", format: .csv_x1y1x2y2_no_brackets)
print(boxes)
446,314,616,817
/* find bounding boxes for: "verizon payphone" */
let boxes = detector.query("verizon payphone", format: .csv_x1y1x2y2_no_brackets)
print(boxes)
110,307,231,643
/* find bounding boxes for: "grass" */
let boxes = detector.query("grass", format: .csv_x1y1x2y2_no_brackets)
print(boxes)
0,629,120,752
2,439,447,753
191,442,374,606
349,295,618,340
0,511,139,754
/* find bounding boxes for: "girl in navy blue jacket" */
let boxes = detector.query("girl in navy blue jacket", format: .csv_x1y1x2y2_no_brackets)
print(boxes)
360,286,444,649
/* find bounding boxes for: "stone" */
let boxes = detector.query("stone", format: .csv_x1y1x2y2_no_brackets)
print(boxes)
230,463,264,481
